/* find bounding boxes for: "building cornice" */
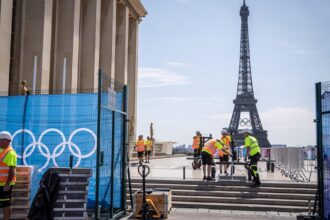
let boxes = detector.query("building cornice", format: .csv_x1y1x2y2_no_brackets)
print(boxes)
120,0,147,21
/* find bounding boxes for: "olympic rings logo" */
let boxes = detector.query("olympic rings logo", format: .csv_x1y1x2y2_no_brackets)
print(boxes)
6,128,96,172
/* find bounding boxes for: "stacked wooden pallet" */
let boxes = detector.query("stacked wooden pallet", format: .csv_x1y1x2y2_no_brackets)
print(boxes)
0,166,31,219
133,188,172,219
52,168,92,220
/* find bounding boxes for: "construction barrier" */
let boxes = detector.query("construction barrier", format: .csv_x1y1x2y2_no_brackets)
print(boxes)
0,70,128,219
271,147,309,182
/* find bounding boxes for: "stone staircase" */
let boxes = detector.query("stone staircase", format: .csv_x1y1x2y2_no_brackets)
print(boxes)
127,179,317,213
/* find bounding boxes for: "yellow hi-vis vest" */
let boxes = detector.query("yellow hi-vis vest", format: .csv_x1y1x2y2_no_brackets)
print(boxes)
244,135,261,156
146,140,153,151
0,146,17,186
218,135,231,156
202,139,224,156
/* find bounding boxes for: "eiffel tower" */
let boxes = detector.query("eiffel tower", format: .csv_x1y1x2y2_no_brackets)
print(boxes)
228,0,271,148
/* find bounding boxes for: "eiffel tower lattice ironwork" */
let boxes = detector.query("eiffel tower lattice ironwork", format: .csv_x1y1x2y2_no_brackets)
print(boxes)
228,0,271,147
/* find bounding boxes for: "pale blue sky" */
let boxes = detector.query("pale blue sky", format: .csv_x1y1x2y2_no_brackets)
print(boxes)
137,0,330,146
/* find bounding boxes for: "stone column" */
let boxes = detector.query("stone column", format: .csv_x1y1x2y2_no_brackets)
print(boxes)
52,0,81,92
127,18,139,145
99,0,116,83
115,3,129,85
0,0,13,94
19,0,53,92
79,0,101,90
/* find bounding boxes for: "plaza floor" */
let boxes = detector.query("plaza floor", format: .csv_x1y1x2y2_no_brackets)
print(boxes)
129,155,317,183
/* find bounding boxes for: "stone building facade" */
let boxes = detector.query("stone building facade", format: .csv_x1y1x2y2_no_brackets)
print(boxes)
0,0,146,142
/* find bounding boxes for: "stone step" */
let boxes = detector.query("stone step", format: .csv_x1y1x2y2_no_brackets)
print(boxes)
126,199,309,213
129,183,316,194
126,193,313,207
173,195,313,207
130,178,317,189
127,188,315,201
172,201,309,212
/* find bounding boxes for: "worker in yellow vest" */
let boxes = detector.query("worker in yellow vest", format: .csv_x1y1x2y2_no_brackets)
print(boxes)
202,138,231,181
145,136,153,163
135,135,146,164
0,132,17,220
242,129,261,187
218,129,231,175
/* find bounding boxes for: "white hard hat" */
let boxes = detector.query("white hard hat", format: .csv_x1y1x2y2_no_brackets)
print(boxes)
221,129,228,134
0,131,12,141
241,129,251,134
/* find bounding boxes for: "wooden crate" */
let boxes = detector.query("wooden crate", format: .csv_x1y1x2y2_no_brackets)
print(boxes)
0,166,32,220
51,168,92,220
133,188,172,219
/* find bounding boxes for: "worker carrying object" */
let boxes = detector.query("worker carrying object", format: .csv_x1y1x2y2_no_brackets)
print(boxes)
145,136,153,163
201,138,231,181
135,135,146,164
218,128,231,175
242,129,261,187
0,131,17,220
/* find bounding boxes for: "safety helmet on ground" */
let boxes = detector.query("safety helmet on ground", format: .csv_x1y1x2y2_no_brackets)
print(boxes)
0,131,12,141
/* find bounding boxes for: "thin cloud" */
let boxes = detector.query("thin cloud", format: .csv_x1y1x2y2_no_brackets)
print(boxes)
138,68,191,88
142,96,218,104
167,62,192,68
204,113,231,120
277,43,314,55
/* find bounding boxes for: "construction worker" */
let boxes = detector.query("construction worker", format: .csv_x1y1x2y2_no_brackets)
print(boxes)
0,132,17,220
192,131,201,158
218,129,231,175
145,136,153,163
242,129,261,187
135,135,146,164
201,138,231,181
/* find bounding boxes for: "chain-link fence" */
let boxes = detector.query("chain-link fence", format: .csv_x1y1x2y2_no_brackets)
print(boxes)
0,70,128,219
316,81,330,219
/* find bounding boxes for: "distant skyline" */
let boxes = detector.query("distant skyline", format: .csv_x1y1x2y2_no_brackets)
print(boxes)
137,0,330,146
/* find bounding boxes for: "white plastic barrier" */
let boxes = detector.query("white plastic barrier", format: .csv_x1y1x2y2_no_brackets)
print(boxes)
271,147,309,182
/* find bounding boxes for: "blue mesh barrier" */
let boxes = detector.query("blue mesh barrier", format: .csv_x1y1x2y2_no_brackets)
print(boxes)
0,91,125,211
322,84,330,219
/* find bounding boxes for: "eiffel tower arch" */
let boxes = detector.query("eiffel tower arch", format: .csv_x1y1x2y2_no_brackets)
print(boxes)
228,0,271,148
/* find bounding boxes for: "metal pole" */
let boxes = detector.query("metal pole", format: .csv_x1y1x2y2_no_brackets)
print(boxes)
95,69,102,220
110,111,115,218
32,56,37,93
315,82,324,218
62,58,67,94
21,93,29,164
121,85,129,213
183,166,186,180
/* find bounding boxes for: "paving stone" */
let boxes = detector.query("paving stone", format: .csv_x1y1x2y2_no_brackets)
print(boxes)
254,211,268,216
198,208,209,214
220,210,232,215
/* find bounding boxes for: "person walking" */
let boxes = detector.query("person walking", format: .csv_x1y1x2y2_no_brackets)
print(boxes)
135,135,146,164
242,129,261,187
145,136,153,163
201,138,231,181
0,132,17,220
192,131,201,158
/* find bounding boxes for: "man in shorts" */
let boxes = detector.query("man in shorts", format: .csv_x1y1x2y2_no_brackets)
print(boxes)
0,131,17,220
135,135,146,164
145,136,153,163
202,138,231,181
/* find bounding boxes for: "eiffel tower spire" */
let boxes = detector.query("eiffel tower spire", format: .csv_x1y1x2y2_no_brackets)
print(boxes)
228,1,271,147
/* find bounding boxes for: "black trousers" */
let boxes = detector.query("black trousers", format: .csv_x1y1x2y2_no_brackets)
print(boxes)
249,153,261,184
